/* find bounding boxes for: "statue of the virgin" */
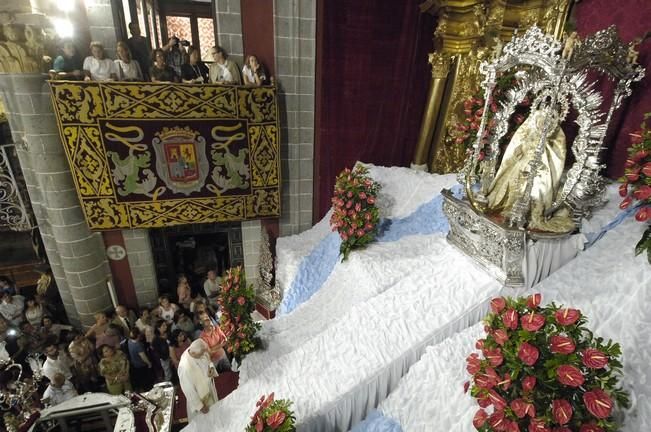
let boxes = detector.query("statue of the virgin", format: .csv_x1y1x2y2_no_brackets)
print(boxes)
486,107,575,232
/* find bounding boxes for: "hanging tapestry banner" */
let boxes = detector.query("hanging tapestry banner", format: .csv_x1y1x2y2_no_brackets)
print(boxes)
49,82,281,230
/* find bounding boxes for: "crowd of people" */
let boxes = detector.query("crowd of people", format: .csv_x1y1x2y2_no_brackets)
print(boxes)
50,22,270,86
0,269,231,411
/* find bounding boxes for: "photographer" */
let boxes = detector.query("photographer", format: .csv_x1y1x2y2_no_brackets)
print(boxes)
163,36,185,77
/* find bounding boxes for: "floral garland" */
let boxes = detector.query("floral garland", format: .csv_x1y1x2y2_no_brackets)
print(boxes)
329,165,381,260
466,294,629,432
218,266,261,364
246,393,296,432
449,72,531,159
618,112,651,263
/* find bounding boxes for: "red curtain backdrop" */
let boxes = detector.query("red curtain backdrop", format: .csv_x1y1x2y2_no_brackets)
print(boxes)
574,0,651,178
314,1,434,219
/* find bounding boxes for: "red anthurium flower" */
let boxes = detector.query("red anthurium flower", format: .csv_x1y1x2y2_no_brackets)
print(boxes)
636,206,650,222
620,196,633,209
475,371,497,389
583,389,614,419
633,149,650,161
633,185,651,201
266,410,286,428
555,308,581,326
549,335,576,355
579,423,605,432
476,339,486,350
552,399,573,425
255,415,264,432
528,418,551,432
503,309,519,330
487,389,508,410
466,353,481,374
498,372,511,391
630,131,643,145
488,410,507,431
524,402,536,418
522,375,536,392
505,420,521,432
521,312,545,332
582,348,609,369
464,381,470,393
511,399,527,418
518,342,540,366
477,394,491,408
556,365,585,387
473,409,488,429
526,293,541,309
642,162,651,177
484,347,504,367
618,183,629,197
624,158,637,168
491,297,506,313
552,428,572,432
625,171,640,182
493,329,509,346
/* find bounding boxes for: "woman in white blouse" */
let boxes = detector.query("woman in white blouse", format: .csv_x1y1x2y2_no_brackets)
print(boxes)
114,41,143,81
83,41,118,81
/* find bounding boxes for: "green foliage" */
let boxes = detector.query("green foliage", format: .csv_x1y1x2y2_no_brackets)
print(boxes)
218,266,262,364
329,165,381,261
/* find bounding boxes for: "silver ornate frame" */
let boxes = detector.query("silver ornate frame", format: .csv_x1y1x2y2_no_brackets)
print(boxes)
444,26,645,287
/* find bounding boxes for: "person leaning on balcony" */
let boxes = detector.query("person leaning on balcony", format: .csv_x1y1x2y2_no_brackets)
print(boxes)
83,42,118,81
181,46,209,84
150,48,179,83
115,41,143,81
242,55,269,86
50,40,83,80
209,46,241,85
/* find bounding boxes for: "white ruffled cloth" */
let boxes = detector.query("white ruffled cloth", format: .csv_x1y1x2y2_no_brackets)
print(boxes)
368,217,651,431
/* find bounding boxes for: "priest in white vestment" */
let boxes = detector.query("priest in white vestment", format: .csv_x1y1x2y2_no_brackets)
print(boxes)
178,339,219,421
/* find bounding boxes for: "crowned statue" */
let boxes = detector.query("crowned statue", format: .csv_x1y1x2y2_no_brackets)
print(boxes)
486,105,574,232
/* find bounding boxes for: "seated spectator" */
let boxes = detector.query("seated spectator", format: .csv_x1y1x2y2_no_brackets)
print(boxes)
150,48,178,83
209,46,241,84
42,342,74,383
152,320,172,382
173,310,195,336
163,36,185,77
135,307,154,344
42,373,78,407
242,55,270,86
113,304,137,337
41,316,73,345
169,329,190,369
68,331,99,393
24,297,44,328
115,41,143,81
199,313,230,373
51,40,84,80
127,328,154,391
98,344,131,395
203,269,221,303
181,46,209,84
83,41,118,81
153,295,178,324
0,292,24,326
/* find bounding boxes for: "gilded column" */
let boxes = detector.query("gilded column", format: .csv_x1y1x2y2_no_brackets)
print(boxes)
412,53,452,169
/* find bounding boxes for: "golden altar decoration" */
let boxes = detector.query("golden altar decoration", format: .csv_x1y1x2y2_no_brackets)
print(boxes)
49,82,281,230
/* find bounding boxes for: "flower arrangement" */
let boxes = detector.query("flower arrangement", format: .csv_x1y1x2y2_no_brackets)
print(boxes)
329,165,381,260
450,72,531,159
466,294,629,432
218,266,261,364
618,113,651,263
246,393,296,432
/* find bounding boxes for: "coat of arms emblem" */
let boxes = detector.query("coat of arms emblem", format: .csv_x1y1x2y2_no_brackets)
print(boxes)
153,126,209,195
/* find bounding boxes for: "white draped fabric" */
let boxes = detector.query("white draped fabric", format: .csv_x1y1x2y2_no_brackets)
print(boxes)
370,218,651,431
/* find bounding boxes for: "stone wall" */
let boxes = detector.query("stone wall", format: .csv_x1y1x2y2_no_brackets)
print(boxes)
122,229,159,307
214,0,244,65
274,0,316,236
85,0,119,57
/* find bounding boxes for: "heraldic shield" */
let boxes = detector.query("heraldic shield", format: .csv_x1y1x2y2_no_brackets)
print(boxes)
153,126,210,196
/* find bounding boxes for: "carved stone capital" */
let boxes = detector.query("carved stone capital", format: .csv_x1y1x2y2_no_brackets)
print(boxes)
428,52,452,79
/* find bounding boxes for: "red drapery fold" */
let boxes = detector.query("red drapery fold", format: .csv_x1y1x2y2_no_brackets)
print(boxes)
314,1,434,220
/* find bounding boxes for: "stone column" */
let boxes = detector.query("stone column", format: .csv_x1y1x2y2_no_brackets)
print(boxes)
0,72,113,327
122,229,159,307
274,0,316,236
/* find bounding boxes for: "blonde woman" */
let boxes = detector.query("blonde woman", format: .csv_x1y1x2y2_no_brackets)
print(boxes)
115,41,143,81
83,41,118,81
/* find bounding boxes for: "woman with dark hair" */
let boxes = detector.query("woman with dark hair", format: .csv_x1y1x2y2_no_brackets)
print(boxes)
127,327,154,390
98,344,131,395
50,40,84,80
150,48,178,83
242,55,270,86
169,329,191,370
115,41,143,81
152,320,172,381
181,46,209,84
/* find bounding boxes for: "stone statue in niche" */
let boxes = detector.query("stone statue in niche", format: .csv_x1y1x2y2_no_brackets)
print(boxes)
0,23,40,73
